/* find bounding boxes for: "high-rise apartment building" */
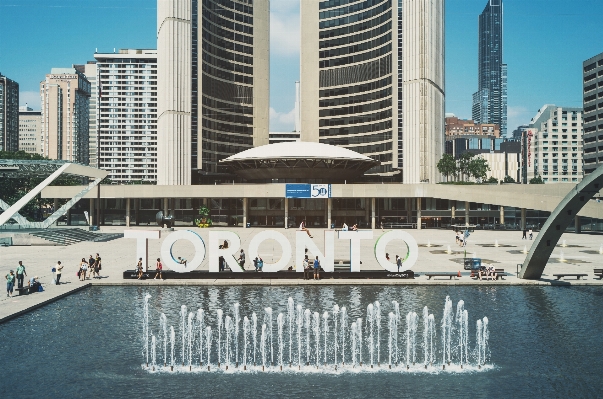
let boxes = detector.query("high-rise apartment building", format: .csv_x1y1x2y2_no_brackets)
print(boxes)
582,52,603,175
526,105,583,183
40,68,91,164
0,73,19,152
157,0,270,185
76,62,99,168
300,0,445,183
94,50,158,183
472,0,507,137
18,105,42,155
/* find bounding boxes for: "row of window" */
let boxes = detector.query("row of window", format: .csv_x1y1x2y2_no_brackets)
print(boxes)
320,32,391,59
319,108,391,127
319,97,391,118
320,21,391,49
202,39,254,66
202,17,253,46
320,119,392,137
202,0,254,24
319,1,390,29
319,0,387,20
320,76,391,98
319,54,391,88
319,86,391,107
202,54,254,82
322,131,392,146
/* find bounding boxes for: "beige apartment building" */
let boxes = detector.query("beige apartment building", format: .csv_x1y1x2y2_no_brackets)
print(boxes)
40,68,91,164
445,115,500,138
18,105,42,155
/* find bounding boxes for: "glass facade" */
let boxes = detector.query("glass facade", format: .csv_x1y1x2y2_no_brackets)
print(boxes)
318,0,394,175
199,0,255,177
472,0,507,137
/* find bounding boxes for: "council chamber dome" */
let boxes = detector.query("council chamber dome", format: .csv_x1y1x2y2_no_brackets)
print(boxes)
220,142,380,182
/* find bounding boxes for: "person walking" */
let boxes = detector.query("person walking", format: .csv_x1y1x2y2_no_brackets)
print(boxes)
154,258,163,280
522,228,527,239
529,229,533,240
93,253,101,279
137,258,144,279
396,255,402,272
15,261,27,289
55,261,63,285
238,249,246,270
6,270,15,297
79,258,88,281
88,255,95,279
313,256,321,280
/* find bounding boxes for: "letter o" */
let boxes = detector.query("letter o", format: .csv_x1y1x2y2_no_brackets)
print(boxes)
374,231,419,272
247,230,292,272
160,230,206,273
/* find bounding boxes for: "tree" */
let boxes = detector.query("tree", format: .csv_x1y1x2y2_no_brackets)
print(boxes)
467,156,490,182
529,175,545,184
436,154,457,182
503,175,516,183
457,152,475,181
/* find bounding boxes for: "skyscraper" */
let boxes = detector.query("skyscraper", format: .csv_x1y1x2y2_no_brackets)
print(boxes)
18,105,42,155
157,0,270,185
40,68,91,164
300,0,445,183
94,49,158,183
0,73,19,152
472,0,507,137
583,52,603,175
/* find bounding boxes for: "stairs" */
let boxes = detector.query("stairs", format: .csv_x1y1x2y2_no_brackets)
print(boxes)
30,228,124,246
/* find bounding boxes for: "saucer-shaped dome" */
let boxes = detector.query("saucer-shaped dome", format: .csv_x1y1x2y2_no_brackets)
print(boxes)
221,142,380,181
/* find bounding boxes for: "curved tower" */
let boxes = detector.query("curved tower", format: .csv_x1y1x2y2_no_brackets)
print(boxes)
301,0,444,182
158,0,269,185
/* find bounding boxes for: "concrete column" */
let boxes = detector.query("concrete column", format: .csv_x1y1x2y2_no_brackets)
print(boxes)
451,202,456,220
371,198,376,229
66,208,71,226
575,215,581,234
520,208,527,230
126,198,131,227
465,201,470,226
327,198,332,228
88,199,94,226
243,198,248,228
499,206,505,225
135,199,140,226
417,198,422,230
163,198,168,216
406,198,412,223
284,198,289,229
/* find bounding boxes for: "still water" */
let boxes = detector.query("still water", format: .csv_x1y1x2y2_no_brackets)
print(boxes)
1,285,602,398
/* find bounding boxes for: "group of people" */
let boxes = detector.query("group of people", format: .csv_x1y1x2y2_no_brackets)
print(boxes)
477,264,497,281
455,230,470,247
302,254,322,280
341,222,358,231
522,228,534,240
5,262,42,297
78,254,102,281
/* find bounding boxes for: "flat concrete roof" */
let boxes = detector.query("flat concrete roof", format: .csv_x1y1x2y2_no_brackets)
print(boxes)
41,183,603,219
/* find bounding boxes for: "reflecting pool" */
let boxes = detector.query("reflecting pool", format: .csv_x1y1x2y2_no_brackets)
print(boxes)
1,285,603,398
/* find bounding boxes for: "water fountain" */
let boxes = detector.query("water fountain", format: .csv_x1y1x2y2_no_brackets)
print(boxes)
494,240,499,247
599,244,603,255
523,245,528,254
427,240,432,247
446,245,452,254
562,240,567,247
560,251,566,262
141,294,491,373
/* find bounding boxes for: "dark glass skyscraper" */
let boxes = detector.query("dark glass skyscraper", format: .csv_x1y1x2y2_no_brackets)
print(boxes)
472,0,507,137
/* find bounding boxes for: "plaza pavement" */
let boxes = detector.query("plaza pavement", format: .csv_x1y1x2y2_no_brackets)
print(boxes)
1,226,602,323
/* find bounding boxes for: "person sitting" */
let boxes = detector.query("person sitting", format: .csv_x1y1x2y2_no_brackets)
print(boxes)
342,222,348,231
177,257,187,267
300,220,313,238
477,265,487,281
385,253,390,261
351,224,358,231
487,264,497,280
257,257,263,272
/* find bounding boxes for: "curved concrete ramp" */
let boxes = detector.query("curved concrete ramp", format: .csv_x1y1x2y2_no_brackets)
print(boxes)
520,166,603,279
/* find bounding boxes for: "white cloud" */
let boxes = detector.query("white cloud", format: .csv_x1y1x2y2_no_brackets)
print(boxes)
270,0,300,57
270,106,296,132
20,91,41,110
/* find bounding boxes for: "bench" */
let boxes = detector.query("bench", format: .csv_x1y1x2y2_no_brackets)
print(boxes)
15,285,38,296
425,272,458,280
552,273,588,280
594,269,603,279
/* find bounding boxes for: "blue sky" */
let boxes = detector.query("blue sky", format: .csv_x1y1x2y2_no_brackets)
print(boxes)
1,0,601,135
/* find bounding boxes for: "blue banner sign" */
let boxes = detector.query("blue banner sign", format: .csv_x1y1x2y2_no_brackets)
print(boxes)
285,184,331,198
